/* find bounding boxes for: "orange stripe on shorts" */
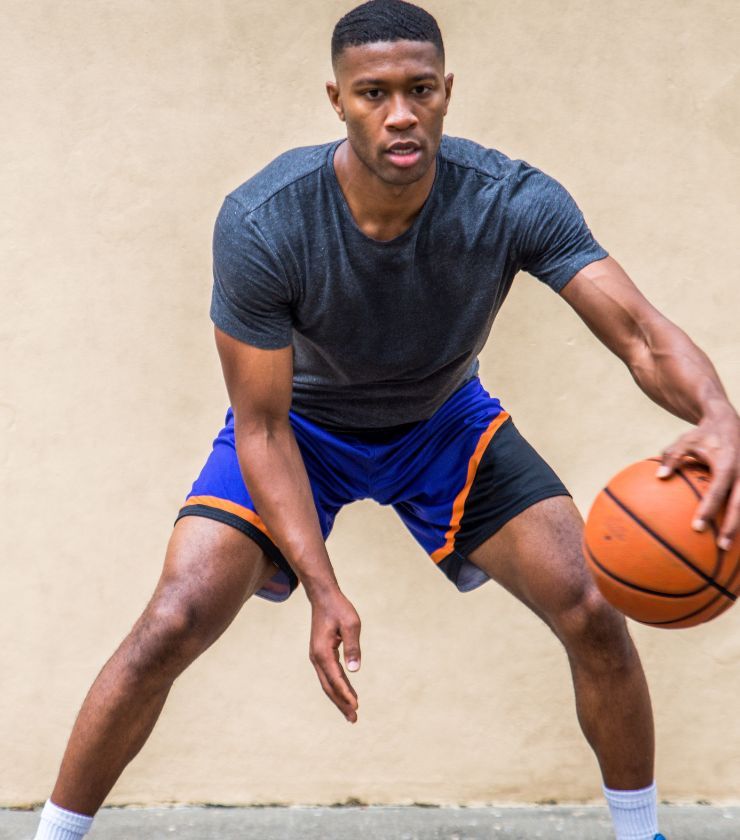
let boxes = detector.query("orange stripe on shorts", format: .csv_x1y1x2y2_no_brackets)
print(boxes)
430,411,510,565
182,495,273,540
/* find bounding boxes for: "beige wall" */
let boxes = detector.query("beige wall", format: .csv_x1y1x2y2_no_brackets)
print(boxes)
1,0,739,807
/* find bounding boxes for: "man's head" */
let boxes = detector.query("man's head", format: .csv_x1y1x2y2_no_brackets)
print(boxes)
327,0,452,187
331,0,445,68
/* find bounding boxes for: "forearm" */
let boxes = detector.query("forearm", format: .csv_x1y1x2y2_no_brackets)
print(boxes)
561,257,737,426
234,419,339,599
624,316,736,426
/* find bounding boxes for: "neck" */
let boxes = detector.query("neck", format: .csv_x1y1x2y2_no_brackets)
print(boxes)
333,140,436,241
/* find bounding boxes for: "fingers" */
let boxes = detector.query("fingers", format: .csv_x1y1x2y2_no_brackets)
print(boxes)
308,596,362,722
310,648,358,723
658,434,696,478
657,443,683,478
717,480,740,552
692,463,733,535
658,431,739,548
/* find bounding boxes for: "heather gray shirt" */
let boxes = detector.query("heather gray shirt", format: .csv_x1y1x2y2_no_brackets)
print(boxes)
211,136,607,429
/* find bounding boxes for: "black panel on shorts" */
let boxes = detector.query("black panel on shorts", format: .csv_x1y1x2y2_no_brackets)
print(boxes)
453,418,571,566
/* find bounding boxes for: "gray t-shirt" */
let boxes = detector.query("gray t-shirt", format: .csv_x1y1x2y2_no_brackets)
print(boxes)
211,136,607,430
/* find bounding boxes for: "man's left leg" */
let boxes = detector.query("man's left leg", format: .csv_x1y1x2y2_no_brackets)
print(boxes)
469,495,661,840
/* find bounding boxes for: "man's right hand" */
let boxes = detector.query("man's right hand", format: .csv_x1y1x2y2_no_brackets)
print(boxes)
308,588,362,723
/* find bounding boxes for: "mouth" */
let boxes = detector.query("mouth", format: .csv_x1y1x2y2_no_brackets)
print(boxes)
385,141,423,168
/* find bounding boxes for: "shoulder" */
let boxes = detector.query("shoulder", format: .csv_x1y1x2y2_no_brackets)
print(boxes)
224,141,339,217
438,136,563,202
438,135,525,182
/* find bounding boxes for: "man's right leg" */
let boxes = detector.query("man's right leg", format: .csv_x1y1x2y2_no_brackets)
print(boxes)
46,515,276,818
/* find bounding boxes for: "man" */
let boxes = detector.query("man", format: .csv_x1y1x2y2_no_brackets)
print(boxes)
34,2,739,839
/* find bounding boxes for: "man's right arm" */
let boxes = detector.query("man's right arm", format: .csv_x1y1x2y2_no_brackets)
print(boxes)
215,327,361,723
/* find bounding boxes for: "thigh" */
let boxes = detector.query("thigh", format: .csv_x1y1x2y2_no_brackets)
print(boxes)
469,495,594,623
149,516,277,630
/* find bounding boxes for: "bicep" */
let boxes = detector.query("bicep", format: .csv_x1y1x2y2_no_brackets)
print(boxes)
214,327,293,427
559,256,672,362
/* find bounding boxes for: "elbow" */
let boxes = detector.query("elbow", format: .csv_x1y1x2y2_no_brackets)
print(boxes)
233,410,291,448
620,309,674,370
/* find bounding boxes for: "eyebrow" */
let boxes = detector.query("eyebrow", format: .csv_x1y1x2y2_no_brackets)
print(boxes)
352,73,438,87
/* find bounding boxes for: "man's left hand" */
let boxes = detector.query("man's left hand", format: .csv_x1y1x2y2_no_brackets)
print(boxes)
658,407,740,551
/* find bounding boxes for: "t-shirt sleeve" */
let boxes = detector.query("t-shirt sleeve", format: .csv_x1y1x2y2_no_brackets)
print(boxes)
210,197,294,349
512,167,608,292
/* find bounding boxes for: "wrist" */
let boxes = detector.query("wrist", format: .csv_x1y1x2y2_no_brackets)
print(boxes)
280,539,339,602
300,570,342,604
700,398,739,426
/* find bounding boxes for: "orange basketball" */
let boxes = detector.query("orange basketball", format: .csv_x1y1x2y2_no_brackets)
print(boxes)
584,458,740,628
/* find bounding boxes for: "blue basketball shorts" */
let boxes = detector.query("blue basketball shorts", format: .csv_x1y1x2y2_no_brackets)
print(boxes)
176,377,569,602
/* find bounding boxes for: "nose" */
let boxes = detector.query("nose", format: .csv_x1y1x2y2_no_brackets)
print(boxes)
385,94,418,131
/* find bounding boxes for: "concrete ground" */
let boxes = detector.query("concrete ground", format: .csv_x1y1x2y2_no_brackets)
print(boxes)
2,805,738,839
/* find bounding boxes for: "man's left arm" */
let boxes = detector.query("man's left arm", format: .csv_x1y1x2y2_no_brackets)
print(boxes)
560,255,740,550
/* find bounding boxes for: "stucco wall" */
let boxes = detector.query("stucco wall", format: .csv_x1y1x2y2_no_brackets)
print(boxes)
1,0,738,806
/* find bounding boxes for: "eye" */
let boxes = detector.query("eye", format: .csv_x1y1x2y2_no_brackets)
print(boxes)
364,88,383,100
412,85,431,96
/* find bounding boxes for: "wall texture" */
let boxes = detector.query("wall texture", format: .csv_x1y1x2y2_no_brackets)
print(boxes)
1,0,738,806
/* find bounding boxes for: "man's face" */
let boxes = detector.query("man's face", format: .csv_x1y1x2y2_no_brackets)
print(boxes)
327,40,453,187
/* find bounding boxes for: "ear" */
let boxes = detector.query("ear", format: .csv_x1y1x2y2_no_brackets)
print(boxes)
326,80,346,122
443,73,454,115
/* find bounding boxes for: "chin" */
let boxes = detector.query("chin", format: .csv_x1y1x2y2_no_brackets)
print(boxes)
378,158,432,187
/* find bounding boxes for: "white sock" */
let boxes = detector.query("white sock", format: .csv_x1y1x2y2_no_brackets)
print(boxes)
34,800,94,840
603,781,659,840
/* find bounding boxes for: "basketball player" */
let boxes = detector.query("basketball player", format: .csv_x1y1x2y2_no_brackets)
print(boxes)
34,2,739,839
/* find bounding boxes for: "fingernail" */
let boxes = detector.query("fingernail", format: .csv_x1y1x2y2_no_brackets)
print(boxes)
718,536,731,551
656,465,671,478
692,518,706,532
347,660,359,672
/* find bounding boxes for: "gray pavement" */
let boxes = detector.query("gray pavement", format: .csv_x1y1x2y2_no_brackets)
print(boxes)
2,805,738,839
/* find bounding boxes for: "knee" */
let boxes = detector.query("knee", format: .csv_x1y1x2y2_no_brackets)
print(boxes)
125,594,211,681
554,585,634,670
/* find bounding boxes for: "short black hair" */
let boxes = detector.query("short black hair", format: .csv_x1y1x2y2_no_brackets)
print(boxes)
332,0,444,66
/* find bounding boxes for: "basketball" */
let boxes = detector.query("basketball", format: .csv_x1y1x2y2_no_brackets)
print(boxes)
584,458,740,628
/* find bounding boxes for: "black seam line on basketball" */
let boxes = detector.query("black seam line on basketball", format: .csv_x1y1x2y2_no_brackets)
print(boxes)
584,544,709,598
706,594,734,622
654,580,729,625
642,592,728,626
602,487,737,602
674,469,702,501
587,545,729,627
640,578,729,625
